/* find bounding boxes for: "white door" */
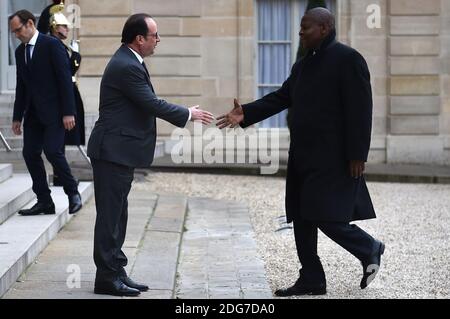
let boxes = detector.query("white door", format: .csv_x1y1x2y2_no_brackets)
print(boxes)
0,0,50,93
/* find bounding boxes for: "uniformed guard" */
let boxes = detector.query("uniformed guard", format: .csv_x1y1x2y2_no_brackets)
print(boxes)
37,0,64,34
49,7,86,186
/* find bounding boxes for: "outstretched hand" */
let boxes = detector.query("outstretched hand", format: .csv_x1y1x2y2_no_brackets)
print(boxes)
189,105,215,125
216,99,244,129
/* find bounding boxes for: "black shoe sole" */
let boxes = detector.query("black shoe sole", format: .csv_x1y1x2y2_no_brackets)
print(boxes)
69,205,82,215
275,288,327,297
18,210,56,216
94,288,140,297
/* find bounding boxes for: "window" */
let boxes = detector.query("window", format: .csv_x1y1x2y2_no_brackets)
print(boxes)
1,0,50,92
256,0,335,128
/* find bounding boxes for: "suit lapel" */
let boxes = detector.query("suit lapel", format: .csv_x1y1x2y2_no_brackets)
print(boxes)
120,45,155,93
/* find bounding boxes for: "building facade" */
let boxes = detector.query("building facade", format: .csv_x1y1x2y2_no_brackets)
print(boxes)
0,0,449,165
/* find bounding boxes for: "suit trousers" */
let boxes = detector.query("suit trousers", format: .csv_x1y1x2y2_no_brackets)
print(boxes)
92,159,134,282
293,218,377,284
22,115,78,203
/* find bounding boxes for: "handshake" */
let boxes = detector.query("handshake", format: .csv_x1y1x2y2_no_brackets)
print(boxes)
189,99,244,129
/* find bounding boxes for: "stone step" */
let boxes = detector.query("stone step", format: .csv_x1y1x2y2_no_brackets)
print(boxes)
0,113,99,126
0,95,14,114
0,116,12,126
0,95,14,104
0,147,91,163
0,182,94,297
0,174,35,225
0,164,13,184
3,137,91,149
0,127,14,137
4,138,25,150
0,142,165,164
0,105,13,115
0,126,93,138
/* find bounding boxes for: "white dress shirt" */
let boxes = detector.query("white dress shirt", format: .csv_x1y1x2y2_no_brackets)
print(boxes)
127,46,191,125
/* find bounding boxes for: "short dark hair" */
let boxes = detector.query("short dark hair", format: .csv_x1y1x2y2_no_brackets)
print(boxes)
9,10,36,25
121,13,153,44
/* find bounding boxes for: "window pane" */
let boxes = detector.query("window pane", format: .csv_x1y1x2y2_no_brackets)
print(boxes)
257,0,291,128
258,0,290,41
8,0,50,65
258,43,290,85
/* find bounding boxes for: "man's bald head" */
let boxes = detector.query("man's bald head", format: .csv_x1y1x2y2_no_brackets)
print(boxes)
304,7,335,31
299,7,335,50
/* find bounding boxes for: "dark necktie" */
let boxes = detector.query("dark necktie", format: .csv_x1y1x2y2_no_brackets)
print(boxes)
25,44,32,65
142,61,154,92
142,61,150,78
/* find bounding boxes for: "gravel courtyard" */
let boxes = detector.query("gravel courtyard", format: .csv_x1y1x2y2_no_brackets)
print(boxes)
134,172,450,299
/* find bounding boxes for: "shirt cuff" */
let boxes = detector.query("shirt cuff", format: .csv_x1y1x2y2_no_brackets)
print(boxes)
185,109,192,127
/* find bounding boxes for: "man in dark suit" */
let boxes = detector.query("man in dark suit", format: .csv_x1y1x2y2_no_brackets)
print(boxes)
87,13,214,297
217,8,385,296
10,10,82,216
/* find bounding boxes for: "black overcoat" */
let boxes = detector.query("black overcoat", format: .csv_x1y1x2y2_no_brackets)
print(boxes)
241,31,376,223
63,48,86,146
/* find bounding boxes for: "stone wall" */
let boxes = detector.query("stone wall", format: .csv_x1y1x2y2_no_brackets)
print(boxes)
74,0,449,165
338,0,389,163
442,0,450,164
76,0,131,114
387,0,446,164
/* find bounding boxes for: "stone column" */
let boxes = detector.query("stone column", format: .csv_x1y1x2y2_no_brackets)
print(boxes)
339,0,389,163
77,0,132,113
441,0,450,164
387,0,446,164
133,0,203,135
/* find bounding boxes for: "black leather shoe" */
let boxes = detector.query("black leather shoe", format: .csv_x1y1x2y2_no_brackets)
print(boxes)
275,280,326,297
68,193,82,214
120,276,149,292
360,240,385,289
94,278,140,297
19,202,55,216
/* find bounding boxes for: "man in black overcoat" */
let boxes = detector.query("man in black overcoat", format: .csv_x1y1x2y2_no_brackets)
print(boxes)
217,8,385,296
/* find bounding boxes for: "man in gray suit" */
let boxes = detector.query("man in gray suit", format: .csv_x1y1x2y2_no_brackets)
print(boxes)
87,13,214,297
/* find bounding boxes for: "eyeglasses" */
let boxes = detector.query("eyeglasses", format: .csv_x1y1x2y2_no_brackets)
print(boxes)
11,23,25,34
146,32,159,39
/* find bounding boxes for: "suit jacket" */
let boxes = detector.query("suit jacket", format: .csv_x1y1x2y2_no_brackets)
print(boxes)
241,30,376,223
87,44,190,168
13,33,76,125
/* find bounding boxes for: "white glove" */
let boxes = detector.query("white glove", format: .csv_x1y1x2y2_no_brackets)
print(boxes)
70,40,79,53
